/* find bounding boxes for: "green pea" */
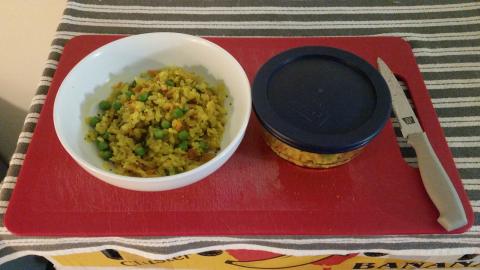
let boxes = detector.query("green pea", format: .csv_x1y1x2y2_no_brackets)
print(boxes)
161,120,171,129
125,90,133,98
103,132,110,140
166,79,175,87
96,140,109,151
199,140,209,152
153,128,167,139
167,168,176,176
89,116,101,127
178,130,189,141
138,92,149,102
178,141,188,151
112,101,122,110
99,100,111,110
128,80,137,89
99,150,112,160
172,108,184,118
134,146,146,157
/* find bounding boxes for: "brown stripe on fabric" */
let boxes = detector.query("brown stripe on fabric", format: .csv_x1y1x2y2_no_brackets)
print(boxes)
47,51,62,61
5,165,21,178
9,145,27,157
28,104,46,115
13,143,29,155
1,174,16,206
22,122,37,133
36,86,51,96
51,38,72,48
0,187,13,199
42,68,56,78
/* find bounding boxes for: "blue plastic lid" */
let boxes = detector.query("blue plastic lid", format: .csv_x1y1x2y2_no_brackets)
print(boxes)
252,46,391,154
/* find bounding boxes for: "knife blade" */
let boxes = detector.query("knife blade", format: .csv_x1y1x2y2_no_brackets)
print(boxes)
377,58,467,232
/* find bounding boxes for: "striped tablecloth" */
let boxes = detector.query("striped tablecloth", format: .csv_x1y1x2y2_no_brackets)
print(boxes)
1,0,479,264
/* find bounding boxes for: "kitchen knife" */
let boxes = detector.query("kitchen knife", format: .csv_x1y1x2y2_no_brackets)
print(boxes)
377,58,467,232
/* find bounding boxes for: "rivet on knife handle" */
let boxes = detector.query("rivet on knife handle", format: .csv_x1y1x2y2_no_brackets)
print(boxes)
408,132,467,231
377,58,467,231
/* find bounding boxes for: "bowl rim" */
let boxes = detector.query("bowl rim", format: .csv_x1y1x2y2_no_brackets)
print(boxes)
53,32,251,183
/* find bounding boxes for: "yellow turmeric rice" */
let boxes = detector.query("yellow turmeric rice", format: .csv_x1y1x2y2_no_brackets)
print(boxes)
86,67,227,177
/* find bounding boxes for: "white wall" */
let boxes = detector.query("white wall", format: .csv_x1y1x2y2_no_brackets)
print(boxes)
0,1,65,162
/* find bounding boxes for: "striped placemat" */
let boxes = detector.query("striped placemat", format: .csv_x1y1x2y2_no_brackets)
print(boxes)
0,0,479,263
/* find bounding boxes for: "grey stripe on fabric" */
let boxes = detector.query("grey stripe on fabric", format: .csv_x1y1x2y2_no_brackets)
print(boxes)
49,30,480,40
63,8,480,21
69,0,478,8
416,55,480,65
21,122,38,133
413,41,480,49
28,104,46,115
460,169,480,180
430,89,480,99
48,30,480,46
442,131,480,142
48,36,480,51
451,147,480,158
422,72,480,81
0,236,479,256
436,107,480,118
55,24,480,36
65,1,480,14
468,190,480,198
57,21,480,33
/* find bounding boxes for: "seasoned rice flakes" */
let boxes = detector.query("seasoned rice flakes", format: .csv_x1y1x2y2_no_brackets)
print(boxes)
86,67,227,177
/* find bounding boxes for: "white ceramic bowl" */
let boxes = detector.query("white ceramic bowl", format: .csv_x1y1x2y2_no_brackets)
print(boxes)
53,33,251,191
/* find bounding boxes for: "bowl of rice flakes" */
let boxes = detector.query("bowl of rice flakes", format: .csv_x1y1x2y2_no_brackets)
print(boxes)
54,33,251,191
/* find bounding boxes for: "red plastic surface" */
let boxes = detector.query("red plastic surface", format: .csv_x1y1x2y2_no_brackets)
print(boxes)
5,36,474,236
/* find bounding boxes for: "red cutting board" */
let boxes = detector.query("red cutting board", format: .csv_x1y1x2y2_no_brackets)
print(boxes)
5,36,474,236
